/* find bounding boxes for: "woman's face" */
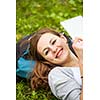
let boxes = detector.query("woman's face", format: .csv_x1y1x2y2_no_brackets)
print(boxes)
37,33,71,65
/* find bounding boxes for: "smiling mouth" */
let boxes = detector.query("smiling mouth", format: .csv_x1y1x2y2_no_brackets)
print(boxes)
56,48,63,58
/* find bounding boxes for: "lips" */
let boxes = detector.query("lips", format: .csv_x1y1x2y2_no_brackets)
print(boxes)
56,48,63,58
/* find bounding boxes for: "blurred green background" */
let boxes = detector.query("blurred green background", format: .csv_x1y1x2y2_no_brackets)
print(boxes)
16,0,83,100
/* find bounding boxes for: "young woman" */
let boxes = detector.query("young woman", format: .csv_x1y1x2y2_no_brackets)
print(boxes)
29,28,83,100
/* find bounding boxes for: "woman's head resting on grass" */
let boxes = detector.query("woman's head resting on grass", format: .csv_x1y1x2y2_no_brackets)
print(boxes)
29,28,76,90
29,28,73,67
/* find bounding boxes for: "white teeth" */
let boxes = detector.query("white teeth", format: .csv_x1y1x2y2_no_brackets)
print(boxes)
56,48,63,58
55,54,57,58
58,50,62,57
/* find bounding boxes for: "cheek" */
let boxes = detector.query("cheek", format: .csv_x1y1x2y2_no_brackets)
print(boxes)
57,40,66,46
56,40,62,45
45,52,54,61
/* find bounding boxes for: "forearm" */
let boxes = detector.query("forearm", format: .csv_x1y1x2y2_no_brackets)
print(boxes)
80,77,83,100
79,60,83,100
80,87,83,100
79,61,83,76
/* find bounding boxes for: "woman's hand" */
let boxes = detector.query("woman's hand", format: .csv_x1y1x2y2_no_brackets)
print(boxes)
72,37,83,76
72,37,83,62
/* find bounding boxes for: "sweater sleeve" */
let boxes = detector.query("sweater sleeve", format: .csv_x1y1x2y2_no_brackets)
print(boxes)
48,67,82,100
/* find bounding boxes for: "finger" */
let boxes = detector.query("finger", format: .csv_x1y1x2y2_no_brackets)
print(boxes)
74,37,83,42
72,38,83,49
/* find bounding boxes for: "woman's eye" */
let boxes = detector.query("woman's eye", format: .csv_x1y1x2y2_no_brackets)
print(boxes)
45,50,49,55
52,40,56,45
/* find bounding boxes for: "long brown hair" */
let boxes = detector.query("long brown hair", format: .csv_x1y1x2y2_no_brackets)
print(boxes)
29,28,70,90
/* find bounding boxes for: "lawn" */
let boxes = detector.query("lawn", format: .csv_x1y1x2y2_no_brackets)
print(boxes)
16,0,83,99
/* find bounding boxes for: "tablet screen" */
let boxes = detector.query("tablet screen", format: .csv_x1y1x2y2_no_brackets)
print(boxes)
60,16,83,39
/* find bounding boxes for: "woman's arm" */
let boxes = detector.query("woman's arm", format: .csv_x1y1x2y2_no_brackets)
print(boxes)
72,37,83,76
80,76,83,100
72,37,83,100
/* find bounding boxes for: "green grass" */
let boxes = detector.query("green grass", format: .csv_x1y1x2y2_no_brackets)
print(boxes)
16,0,83,99
16,80,58,100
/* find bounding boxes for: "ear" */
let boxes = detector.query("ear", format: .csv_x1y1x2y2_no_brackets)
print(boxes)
60,34,67,43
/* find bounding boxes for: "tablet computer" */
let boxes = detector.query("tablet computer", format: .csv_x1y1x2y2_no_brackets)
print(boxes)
60,16,83,39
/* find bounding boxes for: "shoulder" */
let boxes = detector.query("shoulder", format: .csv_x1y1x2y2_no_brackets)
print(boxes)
48,67,81,83
48,67,75,80
48,67,73,86
48,67,73,98
48,67,82,100
49,67,73,75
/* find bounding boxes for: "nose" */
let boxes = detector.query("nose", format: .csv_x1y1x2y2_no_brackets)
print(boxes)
50,45,57,53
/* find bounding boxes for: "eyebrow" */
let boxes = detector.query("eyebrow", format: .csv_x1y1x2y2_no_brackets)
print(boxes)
42,38,53,53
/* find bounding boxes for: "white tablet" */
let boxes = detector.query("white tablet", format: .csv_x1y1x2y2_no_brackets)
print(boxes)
60,16,83,39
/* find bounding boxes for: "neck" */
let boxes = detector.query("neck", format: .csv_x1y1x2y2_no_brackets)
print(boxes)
62,51,79,67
